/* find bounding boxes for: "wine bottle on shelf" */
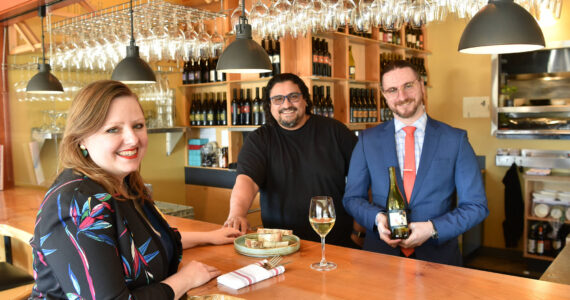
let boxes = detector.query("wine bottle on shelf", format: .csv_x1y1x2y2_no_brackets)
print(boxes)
188,59,196,84
326,86,333,118
356,89,363,123
182,61,189,84
194,59,202,83
220,92,228,125
311,86,319,115
537,224,545,255
239,89,245,125
386,166,410,239
243,89,251,125
207,94,215,126
260,87,267,125
267,39,275,77
253,87,261,125
349,88,356,123
214,92,221,125
201,93,209,125
231,88,239,126
316,86,324,117
189,94,196,125
209,57,217,82
348,46,355,80
325,41,331,77
319,39,326,77
273,39,281,76
370,88,378,122
260,39,268,78
312,38,317,76
203,58,210,83
527,222,537,254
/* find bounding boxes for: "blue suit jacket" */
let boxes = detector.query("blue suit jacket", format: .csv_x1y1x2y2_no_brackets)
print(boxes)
343,117,488,266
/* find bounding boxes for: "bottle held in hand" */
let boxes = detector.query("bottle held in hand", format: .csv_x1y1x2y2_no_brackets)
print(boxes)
386,166,409,239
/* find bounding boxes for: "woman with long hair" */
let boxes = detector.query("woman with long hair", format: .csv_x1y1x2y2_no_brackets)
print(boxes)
30,80,239,299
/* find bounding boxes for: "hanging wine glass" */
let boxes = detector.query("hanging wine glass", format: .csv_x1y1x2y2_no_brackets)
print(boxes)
210,18,224,57
268,0,292,38
230,5,249,35
195,22,211,59
183,14,199,61
250,0,269,37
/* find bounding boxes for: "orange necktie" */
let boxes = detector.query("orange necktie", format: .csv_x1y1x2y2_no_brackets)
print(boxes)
401,126,416,257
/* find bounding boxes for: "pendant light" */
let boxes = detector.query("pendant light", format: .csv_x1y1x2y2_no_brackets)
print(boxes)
111,0,156,84
458,0,545,54
216,0,272,73
26,5,64,94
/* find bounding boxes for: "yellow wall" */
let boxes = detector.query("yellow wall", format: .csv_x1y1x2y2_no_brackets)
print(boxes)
426,7,570,249
7,59,186,205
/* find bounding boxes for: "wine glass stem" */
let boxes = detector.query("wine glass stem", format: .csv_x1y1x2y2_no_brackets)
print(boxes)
320,236,327,266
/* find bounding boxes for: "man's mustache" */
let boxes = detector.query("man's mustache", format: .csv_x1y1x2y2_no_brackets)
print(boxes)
279,107,298,114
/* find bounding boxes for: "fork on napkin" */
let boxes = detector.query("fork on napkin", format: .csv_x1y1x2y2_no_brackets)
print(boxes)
217,259,286,290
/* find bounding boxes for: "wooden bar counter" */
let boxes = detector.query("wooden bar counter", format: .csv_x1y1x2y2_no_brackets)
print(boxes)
2,188,570,299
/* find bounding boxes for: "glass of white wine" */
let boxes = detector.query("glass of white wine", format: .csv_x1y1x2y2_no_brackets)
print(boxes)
309,196,336,271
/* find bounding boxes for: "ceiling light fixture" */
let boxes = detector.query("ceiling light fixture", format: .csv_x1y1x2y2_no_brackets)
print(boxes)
458,0,545,54
216,0,272,73
26,5,64,94
111,0,156,84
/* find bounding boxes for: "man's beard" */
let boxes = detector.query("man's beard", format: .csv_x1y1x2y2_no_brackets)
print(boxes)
391,97,422,119
277,107,302,128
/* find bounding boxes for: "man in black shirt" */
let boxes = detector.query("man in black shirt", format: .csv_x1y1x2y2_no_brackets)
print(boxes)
223,73,358,247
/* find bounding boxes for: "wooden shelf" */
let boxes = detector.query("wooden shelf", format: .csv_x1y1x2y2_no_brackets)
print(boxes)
527,216,570,224
523,253,556,261
522,174,570,261
180,24,429,171
181,77,271,88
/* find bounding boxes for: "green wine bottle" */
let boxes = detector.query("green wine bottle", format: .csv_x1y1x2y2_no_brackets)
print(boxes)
386,166,409,239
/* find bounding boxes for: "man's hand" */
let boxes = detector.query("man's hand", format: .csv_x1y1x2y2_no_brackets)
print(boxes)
376,213,401,248
398,221,433,248
223,215,250,235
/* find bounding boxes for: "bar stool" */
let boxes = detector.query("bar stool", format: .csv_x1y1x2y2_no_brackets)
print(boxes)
0,228,35,299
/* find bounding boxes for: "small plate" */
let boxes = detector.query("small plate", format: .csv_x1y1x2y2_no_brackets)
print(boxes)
234,233,300,257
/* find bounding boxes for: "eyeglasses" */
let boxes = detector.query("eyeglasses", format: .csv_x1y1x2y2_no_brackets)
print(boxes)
269,92,302,105
382,79,419,99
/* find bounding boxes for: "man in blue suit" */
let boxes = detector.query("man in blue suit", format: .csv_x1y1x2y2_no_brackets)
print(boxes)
343,60,488,266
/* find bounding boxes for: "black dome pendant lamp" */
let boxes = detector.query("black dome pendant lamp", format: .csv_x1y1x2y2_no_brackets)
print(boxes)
458,0,545,54
216,0,272,73
111,0,156,84
26,5,64,94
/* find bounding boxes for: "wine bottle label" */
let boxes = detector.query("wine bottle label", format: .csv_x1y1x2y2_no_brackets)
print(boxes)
527,239,536,253
349,66,355,75
313,55,319,63
553,239,562,250
388,210,408,227
243,106,250,113
273,55,280,63
210,70,216,81
537,241,544,254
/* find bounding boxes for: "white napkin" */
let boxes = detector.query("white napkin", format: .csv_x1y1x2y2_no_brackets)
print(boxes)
217,259,286,290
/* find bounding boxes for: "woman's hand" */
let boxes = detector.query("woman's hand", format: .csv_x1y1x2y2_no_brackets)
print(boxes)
163,260,220,299
180,260,221,289
209,227,241,245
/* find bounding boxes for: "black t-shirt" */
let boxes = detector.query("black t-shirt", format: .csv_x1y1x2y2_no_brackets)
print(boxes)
237,115,357,247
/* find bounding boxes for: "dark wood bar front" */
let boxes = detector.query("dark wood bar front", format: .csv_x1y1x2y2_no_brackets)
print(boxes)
2,187,570,299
